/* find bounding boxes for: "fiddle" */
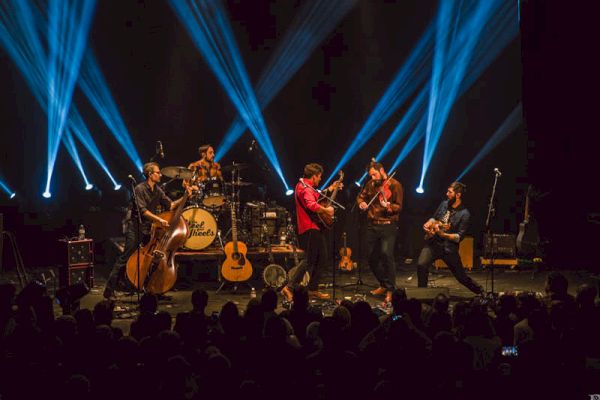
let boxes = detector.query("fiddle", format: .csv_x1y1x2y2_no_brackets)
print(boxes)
338,232,354,271
376,180,392,208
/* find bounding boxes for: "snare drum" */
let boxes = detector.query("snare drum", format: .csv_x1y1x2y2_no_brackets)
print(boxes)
202,177,226,208
181,206,217,250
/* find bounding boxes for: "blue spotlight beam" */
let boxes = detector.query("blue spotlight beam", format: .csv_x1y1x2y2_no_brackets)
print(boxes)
216,0,357,160
62,129,91,186
1,0,119,190
170,0,288,189
359,0,518,185
419,0,515,189
79,51,143,172
0,178,16,199
322,22,435,188
45,0,97,195
456,102,522,181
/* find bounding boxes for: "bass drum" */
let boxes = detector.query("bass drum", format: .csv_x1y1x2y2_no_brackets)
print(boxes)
181,206,217,250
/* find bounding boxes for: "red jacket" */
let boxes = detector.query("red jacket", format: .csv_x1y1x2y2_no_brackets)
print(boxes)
295,178,321,234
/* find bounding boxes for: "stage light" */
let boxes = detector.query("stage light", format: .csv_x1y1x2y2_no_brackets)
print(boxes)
416,187,424,194
85,184,93,191
43,191,51,198
170,0,288,189
0,179,16,199
9,193,16,199
354,181,361,188
114,184,122,191
285,189,294,196
216,0,356,160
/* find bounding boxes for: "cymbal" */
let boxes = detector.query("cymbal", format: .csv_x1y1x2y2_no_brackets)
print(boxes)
161,166,193,180
221,163,250,173
225,180,253,187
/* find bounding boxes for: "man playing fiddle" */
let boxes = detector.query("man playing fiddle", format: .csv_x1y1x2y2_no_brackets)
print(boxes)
356,161,403,303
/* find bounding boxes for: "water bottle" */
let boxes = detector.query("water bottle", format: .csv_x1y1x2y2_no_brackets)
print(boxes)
78,224,86,240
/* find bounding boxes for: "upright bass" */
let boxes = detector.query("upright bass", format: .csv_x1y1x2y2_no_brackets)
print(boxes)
126,184,192,294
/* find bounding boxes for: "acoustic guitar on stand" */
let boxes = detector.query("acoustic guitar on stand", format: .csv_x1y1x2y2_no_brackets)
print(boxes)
338,232,354,271
221,201,253,282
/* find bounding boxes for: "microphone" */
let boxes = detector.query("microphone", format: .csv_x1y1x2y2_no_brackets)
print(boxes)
157,141,164,159
494,168,502,177
127,175,137,184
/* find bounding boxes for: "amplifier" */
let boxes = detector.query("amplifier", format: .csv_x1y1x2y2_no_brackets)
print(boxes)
60,239,94,288
483,233,516,258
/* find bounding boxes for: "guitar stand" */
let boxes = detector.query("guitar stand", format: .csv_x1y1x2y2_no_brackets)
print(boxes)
215,280,255,294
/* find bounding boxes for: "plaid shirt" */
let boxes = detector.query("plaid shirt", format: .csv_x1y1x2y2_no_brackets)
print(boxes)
183,159,222,187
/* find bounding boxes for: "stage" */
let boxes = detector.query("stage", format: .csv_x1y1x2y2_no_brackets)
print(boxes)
8,262,593,334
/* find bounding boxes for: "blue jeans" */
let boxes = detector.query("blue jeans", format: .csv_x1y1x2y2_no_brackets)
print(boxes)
416,243,482,294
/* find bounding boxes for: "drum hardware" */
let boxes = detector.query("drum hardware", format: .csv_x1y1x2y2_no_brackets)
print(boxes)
224,180,253,187
221,162,249,173
202,177,226,208
261,224,286,289
161,166,194,180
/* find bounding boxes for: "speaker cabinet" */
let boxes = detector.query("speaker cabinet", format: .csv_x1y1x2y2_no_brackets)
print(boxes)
483,233,516,258
60,239,94,288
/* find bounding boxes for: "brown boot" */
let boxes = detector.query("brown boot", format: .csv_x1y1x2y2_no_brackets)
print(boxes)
280,286,293,302
384,290,392,303
370,287,387,296
308,290,331,300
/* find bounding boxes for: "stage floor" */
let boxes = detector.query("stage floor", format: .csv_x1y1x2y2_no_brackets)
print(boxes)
4,263,598,335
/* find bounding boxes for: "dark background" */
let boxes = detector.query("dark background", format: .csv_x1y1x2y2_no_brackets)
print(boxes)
1,0,590,271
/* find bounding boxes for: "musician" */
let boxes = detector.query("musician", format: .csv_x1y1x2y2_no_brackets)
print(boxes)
357,161,403,303
104,162,190,299
416,182,483,294
183,144,222,189
280,163,342,301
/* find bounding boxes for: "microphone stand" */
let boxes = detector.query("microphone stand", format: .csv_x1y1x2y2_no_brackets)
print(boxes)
485,171,501,296
129,177,143,304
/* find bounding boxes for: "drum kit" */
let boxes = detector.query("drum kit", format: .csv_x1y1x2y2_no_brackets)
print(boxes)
160,163,292,252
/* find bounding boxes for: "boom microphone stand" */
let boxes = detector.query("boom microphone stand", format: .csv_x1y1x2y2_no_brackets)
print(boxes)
484,168,502,296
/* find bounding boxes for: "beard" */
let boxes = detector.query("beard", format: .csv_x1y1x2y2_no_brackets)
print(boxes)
448,196,457,207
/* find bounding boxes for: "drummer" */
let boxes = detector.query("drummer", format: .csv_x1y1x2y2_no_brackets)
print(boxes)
183,144,222,190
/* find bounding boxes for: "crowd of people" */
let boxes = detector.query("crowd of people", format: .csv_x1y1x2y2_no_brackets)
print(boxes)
1,271,599,399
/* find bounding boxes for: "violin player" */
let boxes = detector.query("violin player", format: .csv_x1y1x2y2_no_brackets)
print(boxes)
356,160,403,303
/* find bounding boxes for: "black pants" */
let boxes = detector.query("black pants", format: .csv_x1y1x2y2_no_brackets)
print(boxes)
288,229,327,291
416,243,482,294
366,223,398,290
106,224,149,293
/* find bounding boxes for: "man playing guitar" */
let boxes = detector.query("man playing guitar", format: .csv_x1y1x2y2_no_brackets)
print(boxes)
416,182,483,294
280,163,342,302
